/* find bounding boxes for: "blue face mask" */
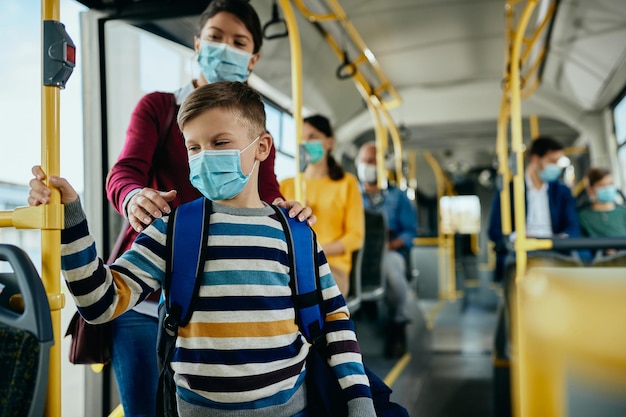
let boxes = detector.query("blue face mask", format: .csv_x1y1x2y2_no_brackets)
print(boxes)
188,136,259,201
197,40,252,83
302,140,325,164
539,163,562,183
596,185,617,203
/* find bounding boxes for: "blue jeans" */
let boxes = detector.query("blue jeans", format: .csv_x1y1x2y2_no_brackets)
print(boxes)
111,309,159,417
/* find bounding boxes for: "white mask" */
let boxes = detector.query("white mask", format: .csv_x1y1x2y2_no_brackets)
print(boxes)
357,163,377,184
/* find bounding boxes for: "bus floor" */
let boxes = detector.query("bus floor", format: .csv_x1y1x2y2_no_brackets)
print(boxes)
353,282,500,416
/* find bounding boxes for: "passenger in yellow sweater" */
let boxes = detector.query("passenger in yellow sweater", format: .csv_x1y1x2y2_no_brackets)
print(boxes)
280,115,364,297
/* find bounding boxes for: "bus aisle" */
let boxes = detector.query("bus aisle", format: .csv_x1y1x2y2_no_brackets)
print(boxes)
354,278,500,416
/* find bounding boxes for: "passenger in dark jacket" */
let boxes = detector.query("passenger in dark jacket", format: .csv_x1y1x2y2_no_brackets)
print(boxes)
487,137,584,281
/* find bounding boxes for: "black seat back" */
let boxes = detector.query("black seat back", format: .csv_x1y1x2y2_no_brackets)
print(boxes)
360,210,387,300
0,244,53,417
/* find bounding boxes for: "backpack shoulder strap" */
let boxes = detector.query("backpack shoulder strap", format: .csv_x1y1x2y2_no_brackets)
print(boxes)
271,206,325,344
163,197,211,333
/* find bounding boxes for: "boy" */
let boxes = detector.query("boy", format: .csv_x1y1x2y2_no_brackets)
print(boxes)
29,82,376,416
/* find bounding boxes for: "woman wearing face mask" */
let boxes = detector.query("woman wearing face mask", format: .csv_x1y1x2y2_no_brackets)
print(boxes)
279,115,364,297
103,1,313,415
578,167,626,241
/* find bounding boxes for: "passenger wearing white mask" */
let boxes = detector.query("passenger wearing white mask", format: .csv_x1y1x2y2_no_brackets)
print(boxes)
356,142,417,358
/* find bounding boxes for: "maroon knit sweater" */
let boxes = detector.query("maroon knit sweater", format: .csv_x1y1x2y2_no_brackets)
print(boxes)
106,91,283,257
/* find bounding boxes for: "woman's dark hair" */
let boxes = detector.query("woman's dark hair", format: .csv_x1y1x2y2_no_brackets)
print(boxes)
196,0,263,54
586,167,611,187
304,114,344,181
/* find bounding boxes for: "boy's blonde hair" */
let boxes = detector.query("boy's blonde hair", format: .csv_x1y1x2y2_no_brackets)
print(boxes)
177,81,266,138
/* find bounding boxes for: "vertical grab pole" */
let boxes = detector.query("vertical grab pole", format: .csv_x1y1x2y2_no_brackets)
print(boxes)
42,0,63,416
497,96,512,236
507,1,538,417
379,106,405,188
276,0,304,203
366,100,387,190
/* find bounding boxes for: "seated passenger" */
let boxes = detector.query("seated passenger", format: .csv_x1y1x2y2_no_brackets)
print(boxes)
577,167,626,254
356,142,417,358
280,115,364,297
488,136,585,280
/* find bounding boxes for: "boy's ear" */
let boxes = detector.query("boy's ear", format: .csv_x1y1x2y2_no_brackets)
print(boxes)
256,132,272,162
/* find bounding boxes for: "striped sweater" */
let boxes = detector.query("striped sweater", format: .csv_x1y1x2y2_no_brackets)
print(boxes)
61,199,376,416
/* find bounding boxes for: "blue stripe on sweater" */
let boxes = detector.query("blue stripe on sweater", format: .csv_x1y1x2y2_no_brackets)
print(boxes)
177,372,306,410
332,361,366,380
118,248,165,284
211,222,285,240
61,242,98,271
205,270,290,286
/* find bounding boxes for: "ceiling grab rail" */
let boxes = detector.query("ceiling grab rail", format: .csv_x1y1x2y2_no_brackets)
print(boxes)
520,2,557,99
291,0,405,185
262,0,289,40
291,0,401,111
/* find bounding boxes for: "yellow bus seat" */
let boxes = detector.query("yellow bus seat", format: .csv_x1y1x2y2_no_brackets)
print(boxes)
520,266,626,416
493,251,584,417
0,244,53,417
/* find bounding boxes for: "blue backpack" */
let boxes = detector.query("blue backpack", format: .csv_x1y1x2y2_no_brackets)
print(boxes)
156,197,408,417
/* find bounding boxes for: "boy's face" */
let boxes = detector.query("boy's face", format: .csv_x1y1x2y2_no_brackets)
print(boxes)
183,107,271,203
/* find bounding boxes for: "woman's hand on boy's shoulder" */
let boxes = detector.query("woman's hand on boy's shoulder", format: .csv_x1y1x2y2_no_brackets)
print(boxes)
273,198,317,226
28,165,79,206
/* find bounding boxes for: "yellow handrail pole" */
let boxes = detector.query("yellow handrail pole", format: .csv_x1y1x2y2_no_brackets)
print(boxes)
497,95,512,236
42,0,63,413
499,1,514,238
408,150,417,191
379,106,404,187
366,100,388,190
277,0,304,203
423,151,454,300
42,1,65,416
507,2,537,417
529,114,540,139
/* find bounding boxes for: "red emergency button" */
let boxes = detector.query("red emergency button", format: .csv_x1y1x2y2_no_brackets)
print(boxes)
66,44,76,65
